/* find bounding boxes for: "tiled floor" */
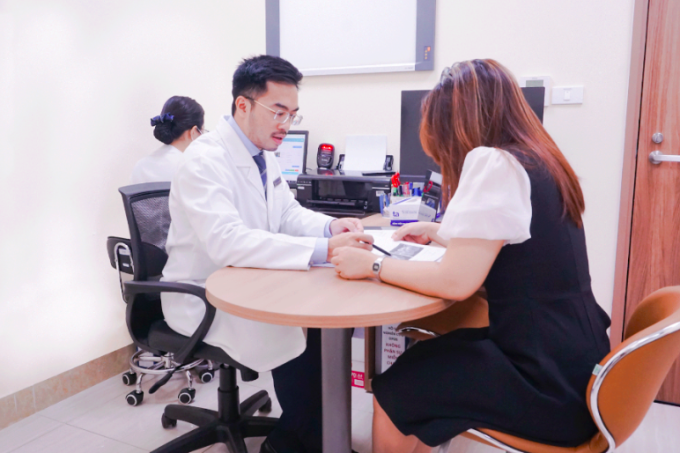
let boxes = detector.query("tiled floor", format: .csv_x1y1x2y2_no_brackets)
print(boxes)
1,361,680,453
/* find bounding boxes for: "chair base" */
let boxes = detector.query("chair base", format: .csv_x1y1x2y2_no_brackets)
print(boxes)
151,365,278,453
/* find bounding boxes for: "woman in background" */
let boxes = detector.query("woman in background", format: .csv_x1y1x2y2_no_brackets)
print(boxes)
331,59,611,453
130,96,205,183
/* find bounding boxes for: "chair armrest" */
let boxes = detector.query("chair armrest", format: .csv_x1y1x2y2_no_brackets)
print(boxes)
106,237,133,273
124,281,216,365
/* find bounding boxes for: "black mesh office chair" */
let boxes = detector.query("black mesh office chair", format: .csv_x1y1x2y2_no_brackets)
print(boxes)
117,182,277,453
106,236,215,406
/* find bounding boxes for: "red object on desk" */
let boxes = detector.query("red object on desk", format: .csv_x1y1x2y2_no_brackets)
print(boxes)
391,172,401,188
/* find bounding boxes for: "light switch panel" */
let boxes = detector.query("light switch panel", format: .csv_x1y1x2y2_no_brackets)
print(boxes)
552,86,584,104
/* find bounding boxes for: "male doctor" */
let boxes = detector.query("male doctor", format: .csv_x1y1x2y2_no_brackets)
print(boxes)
162,55,371,453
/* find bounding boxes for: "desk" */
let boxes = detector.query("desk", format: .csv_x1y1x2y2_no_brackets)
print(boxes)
206,249,452,452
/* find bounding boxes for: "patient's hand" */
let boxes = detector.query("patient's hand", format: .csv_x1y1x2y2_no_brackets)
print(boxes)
330,218,364,235
331,247,376,280
328,232,373,257
392,222,445,246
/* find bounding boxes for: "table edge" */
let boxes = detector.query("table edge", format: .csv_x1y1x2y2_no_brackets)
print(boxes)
206,285,453,328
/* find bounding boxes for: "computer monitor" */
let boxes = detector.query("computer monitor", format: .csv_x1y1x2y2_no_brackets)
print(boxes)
399,87,545,182
275,130,308,188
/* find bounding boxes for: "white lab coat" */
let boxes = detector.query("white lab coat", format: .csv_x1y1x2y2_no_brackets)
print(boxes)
130,144,183,184
161,115,333,372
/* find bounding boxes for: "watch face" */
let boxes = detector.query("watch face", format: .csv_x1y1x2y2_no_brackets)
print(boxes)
372,262,380,271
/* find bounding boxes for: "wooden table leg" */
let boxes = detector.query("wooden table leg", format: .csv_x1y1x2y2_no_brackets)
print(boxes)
321,328,352,453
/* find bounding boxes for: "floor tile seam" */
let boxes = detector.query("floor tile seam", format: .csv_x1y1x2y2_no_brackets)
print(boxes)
4,416,65,453
36,386,132,424
238,381,269,392
60,420,150,451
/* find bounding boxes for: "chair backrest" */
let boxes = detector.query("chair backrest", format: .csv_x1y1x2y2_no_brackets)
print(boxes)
118,182,172,348
587,286,680,451
119,182,172,282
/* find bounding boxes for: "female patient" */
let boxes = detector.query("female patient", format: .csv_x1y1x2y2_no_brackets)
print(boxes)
332,59,611,453
130,95,205,183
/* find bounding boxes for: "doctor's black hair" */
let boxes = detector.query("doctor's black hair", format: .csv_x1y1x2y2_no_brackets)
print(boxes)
231,55,303,115
152,96,205,145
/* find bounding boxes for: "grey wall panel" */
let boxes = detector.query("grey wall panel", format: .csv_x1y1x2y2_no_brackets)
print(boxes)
265,0,280,56
415,0,436,71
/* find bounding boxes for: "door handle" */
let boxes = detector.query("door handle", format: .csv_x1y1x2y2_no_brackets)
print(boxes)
649,150,680,165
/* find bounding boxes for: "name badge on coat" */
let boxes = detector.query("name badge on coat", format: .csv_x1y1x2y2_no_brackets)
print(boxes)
273,177,282,187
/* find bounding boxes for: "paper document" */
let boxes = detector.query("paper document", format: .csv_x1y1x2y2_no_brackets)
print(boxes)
311,229,445,267
368,230,445,262
342,135,387,171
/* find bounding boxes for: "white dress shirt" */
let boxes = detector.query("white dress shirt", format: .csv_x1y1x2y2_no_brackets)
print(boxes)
438,146,532,245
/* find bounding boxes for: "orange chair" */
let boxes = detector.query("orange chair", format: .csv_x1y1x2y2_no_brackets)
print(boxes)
434,286,680,453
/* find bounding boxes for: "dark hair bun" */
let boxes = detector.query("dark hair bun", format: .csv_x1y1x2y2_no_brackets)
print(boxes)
151,96,205,145
153,122,176,145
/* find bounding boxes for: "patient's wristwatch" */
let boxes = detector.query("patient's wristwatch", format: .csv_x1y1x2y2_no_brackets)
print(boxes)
372,256,385,280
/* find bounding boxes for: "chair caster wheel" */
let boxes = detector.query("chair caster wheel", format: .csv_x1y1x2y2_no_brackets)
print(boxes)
178,388,196,404
259,397,272,414
199,369,214,383
122,371,137,386
161,414,177,429
126,390,144,406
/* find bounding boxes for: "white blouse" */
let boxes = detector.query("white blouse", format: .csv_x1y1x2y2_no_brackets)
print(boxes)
130,144,183,184
438,146,532,245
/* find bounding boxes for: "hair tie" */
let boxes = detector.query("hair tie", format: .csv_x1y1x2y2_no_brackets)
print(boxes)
150,113,175,126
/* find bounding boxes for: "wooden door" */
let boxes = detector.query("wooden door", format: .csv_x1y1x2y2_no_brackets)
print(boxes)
624,0,680,404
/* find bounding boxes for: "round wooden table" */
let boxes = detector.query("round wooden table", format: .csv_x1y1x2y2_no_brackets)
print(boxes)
206,266,451,453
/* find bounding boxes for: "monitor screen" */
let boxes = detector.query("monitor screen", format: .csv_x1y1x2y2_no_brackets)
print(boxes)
275,130,308,187
399,90,440,182
399,87,545,182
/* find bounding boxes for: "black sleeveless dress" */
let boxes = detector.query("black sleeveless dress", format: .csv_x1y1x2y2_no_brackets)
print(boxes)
371,153,611,448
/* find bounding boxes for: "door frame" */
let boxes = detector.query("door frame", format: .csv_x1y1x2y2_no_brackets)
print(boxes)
611,0,651,347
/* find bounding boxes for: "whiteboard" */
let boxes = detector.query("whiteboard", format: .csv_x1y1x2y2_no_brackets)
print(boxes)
266,0,435,76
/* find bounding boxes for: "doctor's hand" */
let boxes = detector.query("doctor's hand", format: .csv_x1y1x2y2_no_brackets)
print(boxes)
331,247,376,280
328,232,373,257
329,218,364,235
392,222,446,246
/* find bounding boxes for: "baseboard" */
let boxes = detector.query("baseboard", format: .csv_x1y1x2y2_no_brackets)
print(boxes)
0,343,135,430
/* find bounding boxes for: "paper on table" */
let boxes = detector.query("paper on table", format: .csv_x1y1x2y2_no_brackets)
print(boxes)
342,135,387,171
368,230,445,262
312,229,444,267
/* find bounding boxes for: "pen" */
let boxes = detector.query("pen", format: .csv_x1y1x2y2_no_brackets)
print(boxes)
362,241,392,256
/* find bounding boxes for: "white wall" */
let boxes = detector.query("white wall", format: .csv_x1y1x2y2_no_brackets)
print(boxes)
0,0,265,398
0,0,635,398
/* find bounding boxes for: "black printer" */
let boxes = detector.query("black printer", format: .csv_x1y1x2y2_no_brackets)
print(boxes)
296,169,392,217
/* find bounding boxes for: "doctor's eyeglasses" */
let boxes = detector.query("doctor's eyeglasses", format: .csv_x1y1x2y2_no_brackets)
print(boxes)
247,98,303,126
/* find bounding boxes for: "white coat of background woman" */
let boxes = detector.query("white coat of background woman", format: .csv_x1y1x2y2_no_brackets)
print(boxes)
130,96,204,184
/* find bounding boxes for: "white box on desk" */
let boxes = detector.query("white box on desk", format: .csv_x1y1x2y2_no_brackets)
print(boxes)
385,196,420,221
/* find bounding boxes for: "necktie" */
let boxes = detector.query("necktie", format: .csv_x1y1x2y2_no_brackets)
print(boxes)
253,151,267,189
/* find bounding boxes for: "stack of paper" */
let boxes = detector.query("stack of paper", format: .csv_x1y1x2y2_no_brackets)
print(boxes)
368,230,445,262
313,229,444,268
342,135,387,171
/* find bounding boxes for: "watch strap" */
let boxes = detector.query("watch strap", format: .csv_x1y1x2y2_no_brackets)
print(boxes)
372,256,385,279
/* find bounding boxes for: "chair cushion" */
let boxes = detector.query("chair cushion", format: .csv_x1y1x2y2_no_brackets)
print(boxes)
147,320,259,381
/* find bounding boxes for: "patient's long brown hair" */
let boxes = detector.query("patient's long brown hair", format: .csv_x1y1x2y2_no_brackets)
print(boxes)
420,59,585,227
